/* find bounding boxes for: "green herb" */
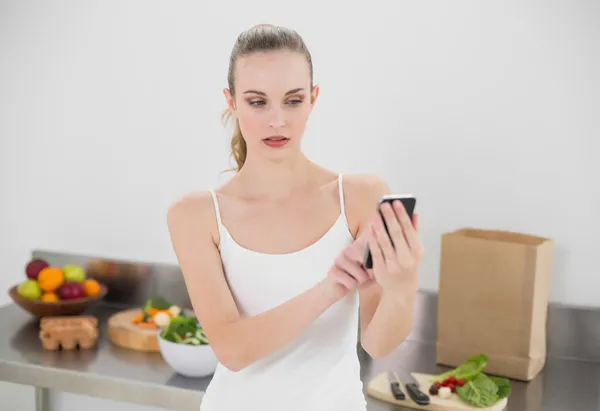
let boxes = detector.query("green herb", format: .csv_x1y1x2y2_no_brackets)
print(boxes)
430,354,488,382
160,314,209,345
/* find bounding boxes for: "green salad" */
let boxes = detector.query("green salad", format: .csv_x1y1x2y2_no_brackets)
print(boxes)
429,354,511,408
160,314,209,346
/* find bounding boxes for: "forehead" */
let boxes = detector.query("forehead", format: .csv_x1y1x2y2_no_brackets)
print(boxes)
234,49,311,95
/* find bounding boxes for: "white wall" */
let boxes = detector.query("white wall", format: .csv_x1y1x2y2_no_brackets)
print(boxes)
1,0,598,408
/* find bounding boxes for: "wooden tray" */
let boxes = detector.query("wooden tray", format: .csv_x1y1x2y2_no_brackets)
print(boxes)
107,308,160,352
367,372,508,411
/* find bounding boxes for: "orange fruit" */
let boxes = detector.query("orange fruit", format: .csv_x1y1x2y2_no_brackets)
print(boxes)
41,292,59,302
37,267,64,292
82,279,101,297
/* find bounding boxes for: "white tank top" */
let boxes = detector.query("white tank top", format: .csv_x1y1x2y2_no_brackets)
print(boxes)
200,174,367,411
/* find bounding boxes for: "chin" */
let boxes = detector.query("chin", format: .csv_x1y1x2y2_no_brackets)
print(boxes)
257,140,300,161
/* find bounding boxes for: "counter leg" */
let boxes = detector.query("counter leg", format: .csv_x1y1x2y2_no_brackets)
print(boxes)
35,386,50,411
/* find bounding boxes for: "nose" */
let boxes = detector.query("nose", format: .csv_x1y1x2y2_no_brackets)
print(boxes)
268,107,286,129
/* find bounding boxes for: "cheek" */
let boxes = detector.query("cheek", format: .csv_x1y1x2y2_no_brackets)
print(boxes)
237,110,264,138
289,106,311,126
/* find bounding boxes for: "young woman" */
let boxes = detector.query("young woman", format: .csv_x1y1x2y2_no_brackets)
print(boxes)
167,24,423,411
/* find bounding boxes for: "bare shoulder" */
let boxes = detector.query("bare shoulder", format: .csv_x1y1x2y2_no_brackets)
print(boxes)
341,174,392,236
342,174,390,198
166,190,220,244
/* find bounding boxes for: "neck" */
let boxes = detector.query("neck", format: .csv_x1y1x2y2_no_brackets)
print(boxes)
235,152,314,200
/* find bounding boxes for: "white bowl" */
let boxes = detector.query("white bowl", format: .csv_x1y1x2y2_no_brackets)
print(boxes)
157,331,219,378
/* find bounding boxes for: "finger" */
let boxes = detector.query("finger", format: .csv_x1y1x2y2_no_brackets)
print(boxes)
335,252,370,284
347,237,370,264
373,212,397,264
412,212,419,231
393,200,420,252
354,227,370,246
380,201,409,255
368,226,386,271
351,226,371,257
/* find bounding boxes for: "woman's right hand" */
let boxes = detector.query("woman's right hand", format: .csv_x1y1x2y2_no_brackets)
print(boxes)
321,231,373,302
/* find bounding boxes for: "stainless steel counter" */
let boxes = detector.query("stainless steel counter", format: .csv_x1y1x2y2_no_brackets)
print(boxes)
2,301,600,411
2,250,600,411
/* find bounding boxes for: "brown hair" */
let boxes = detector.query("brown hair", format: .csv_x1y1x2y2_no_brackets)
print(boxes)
222,24,314,171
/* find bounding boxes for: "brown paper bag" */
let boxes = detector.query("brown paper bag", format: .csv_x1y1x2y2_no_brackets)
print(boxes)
435,228,553,381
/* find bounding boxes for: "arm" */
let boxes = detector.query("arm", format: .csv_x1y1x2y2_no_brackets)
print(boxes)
166,193,341,372
347,176,419,359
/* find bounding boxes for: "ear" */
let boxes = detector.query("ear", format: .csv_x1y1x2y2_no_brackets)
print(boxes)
223,88,236,112
310,85,320,107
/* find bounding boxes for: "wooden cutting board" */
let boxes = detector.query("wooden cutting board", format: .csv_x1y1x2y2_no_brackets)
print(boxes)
107,308,160,352
367,372,508,411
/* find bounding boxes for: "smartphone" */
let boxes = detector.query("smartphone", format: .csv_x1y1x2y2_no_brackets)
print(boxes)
363,194,417,269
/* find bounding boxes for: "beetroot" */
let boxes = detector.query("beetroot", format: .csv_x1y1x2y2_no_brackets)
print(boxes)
58,281,85,300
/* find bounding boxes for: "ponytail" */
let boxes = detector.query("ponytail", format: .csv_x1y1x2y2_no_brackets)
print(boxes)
221,108,247,172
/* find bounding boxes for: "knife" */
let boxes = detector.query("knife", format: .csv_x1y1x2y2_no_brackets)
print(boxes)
387,371,405,400
395,369,430,406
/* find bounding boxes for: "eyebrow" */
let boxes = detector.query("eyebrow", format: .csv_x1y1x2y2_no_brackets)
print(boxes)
242,88,305,96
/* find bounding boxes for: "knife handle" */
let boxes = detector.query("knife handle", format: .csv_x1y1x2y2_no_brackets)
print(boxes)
390,381,405,400
405,382,429,406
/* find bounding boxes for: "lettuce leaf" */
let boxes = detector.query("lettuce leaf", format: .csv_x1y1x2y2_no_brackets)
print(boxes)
456,373,499,408
430,354,488,382
456,373,511,408
489,376,511,399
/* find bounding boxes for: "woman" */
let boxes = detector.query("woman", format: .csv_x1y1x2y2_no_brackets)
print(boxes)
167,24,423,411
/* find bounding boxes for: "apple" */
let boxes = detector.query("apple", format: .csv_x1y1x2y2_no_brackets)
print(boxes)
25,259,49,280
18,280,42,300
58,281,86,300
63,264,86,283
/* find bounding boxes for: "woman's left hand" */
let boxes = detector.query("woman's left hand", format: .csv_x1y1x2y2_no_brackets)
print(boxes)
366,200,423,294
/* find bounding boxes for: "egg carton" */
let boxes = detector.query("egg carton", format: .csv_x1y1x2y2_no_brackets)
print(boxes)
39,315,99,351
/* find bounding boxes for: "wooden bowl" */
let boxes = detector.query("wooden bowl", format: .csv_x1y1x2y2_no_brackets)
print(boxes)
8,283,108,317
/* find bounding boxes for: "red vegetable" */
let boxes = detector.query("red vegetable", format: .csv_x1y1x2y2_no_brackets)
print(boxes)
448,383,456,393
448,376,457,384
457,378,466,387
429,384,439,395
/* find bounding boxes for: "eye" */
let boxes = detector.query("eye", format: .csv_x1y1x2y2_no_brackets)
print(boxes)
249,100,266,106
287,98,304,105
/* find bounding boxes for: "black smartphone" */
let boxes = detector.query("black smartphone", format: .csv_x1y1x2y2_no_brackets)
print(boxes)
363,194,417,269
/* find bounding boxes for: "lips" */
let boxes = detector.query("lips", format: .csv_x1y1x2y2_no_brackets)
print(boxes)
262,135,290,148
263,136,288,141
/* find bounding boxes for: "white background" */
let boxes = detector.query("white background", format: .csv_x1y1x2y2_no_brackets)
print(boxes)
1,1,598,409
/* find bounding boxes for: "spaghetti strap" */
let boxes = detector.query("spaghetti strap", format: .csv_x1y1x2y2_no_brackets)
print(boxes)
208,190,223,227
337,174,346,217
